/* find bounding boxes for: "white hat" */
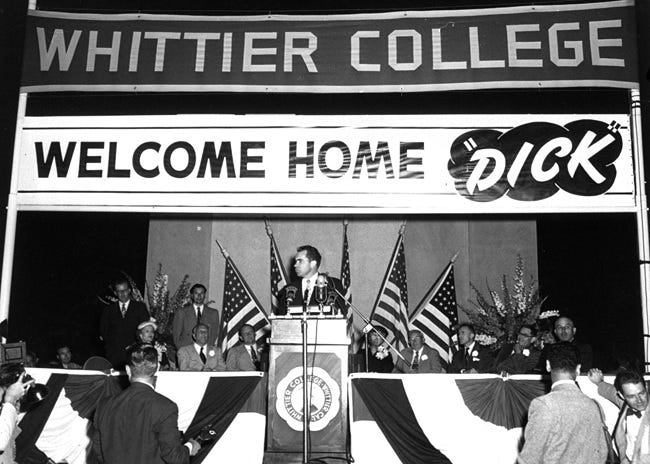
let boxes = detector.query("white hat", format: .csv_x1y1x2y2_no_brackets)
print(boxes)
137,318,158,331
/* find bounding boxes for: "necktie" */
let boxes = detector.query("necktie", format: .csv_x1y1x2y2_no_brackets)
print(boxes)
627,408,643,419
196,306,202,323
250,346,260,370
411,350,420,372
199,347,207,364
120,303,127,318
304,280,310,304
464,347,471,368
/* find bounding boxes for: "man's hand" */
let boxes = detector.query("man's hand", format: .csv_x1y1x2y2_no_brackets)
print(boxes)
588,368,604,385
4,372,34,406
188,439,201,456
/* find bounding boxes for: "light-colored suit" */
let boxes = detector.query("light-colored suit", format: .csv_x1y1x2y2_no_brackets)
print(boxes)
393,345,445,373
518,382,608,464
177,344,226,372
598,381,650,464
226,344,259,371
172,304,220,349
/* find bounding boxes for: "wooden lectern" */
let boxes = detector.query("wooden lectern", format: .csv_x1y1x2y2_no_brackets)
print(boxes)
266,316,349,453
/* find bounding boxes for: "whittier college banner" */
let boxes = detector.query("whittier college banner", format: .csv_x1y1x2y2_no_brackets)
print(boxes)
16,114,633,213
21,1,638,93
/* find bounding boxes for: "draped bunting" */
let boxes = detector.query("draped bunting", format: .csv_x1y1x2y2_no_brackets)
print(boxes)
19,369,266,464
350,374,621,464
354,378,452,464
454,378,549,430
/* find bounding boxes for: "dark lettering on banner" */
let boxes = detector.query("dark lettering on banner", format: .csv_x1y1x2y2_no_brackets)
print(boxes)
197,142,236,178
20,3,639,92
352,141,394,179
133,141,160,178
448,119,623,202
35,141,75,177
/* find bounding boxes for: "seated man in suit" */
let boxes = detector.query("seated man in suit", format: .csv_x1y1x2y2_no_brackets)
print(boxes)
449,323,495,373
494,324,541,374
51,345,82,369
173,283,220,350
177,324,226,372
226,324,263,371
276,245,347,316
93,343,201,463
393,329,444,373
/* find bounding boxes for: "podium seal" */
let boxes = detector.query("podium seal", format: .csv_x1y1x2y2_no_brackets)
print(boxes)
276,366,340,431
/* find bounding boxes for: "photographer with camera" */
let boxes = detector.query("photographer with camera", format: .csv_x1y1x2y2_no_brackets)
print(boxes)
0,363,34,464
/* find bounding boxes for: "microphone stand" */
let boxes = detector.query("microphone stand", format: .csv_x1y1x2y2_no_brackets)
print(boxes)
301,307,309,464
329,286,408,366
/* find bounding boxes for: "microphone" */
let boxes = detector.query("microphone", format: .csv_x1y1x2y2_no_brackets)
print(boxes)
315,275,328,304
285,285,298,306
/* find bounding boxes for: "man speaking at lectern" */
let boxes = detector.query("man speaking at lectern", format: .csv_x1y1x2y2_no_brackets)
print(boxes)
277,245,347,316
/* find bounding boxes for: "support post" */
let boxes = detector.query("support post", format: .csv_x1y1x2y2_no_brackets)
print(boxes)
630,89,650,372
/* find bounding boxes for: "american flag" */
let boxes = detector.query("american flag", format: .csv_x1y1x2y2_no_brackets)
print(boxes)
409,259,459,369
369,232,409,351
340,222,354,343
269,233,289,315
218,256,270,354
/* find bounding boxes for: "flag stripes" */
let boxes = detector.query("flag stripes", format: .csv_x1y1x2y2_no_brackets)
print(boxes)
410,261,459,367
370,233,409,351
219,256,269,354
340,223,354,341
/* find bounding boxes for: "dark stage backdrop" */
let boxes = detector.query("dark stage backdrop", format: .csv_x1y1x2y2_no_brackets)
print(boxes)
0,0,648,369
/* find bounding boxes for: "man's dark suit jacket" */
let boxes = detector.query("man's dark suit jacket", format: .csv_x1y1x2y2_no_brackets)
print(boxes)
172,304,220,349
449,343,495,373
100,300,150,369
494,343,542,374
277,275,347,316
92,381,189,464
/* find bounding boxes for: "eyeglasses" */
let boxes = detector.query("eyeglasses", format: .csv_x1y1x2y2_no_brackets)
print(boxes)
518,332,533,338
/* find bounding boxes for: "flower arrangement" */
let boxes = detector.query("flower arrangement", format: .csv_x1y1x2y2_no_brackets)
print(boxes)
462,255,546,349
146,264,191,344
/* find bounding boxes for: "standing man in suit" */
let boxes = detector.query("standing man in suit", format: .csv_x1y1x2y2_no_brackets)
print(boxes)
226,324,263,371
518,343,608,464
449,323,495,373
393,329,444,373
589,368,650,463
93,343,200,464
277,245,347,316
173,283,220,349
177,324,226,372
100,278,150,370
494,324,542,374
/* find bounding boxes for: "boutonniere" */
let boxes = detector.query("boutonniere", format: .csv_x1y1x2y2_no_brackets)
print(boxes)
522,349,530,357
421,354,429,361
472,350,479,357
375,345,390,360
208,349,216,357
